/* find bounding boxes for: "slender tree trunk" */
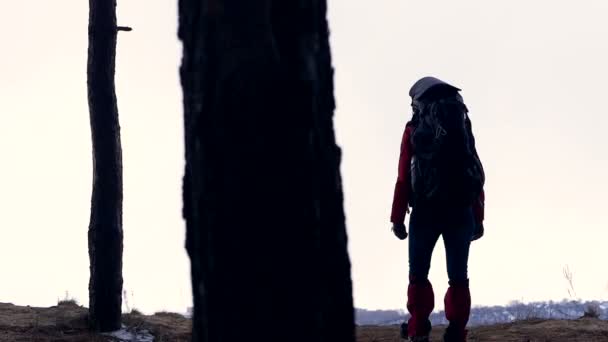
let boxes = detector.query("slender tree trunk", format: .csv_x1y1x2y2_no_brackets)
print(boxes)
179,1,355,341
87,0,123,332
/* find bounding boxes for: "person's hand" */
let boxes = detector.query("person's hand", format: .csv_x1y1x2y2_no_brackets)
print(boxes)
471,222,484,241
392,223,408,240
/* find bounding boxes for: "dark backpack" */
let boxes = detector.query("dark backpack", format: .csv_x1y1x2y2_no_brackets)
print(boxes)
409,96,484,207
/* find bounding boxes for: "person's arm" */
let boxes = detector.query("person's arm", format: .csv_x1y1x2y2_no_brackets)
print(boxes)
472,144,485,225
390,124,414,224
466,115,486,240
471,147,485,240
470,189,485,241
473,189,485,224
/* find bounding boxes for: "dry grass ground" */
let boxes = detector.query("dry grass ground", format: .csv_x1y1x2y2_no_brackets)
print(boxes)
0,302,190,342
2,302,608,341
357,318,608,341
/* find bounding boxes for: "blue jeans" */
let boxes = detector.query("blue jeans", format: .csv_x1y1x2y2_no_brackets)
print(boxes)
408,206,475,284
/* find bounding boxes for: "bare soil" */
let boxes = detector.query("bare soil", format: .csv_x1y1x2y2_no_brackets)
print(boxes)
357,318,608,341
2,302,608,341
0,302,190,342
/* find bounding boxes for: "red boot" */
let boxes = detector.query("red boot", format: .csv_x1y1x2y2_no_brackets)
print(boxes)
443,280,471,342
406,276,434,338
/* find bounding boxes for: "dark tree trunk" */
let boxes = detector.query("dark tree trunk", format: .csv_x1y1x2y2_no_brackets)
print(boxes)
179,1,355,341
87,0,123,332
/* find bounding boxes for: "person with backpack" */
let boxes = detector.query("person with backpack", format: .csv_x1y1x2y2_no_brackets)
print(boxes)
390,77,485,342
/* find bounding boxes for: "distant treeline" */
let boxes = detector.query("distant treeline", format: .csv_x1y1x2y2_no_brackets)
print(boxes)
356,300,608,326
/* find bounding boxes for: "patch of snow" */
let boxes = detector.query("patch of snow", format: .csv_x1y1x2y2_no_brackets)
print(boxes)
102,325,154,342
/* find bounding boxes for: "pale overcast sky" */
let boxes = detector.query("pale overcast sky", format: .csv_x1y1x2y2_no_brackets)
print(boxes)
1,1,608,314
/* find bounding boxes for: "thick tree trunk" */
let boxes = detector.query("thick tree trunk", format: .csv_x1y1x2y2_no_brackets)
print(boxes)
87,0,123,332
179,1,355,341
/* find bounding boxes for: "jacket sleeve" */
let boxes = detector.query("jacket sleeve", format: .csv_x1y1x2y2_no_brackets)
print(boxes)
472,147,485,224
473,189,485,224
465,115,485,225
390,125,414,224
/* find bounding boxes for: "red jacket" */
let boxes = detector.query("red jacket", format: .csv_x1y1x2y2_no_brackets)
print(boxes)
390,124,485,224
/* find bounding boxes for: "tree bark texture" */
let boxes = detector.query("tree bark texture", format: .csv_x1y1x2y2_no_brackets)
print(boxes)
179,1,355,341
87,0,123,332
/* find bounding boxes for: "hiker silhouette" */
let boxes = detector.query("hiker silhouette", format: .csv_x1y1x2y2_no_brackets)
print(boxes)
390,77,486,342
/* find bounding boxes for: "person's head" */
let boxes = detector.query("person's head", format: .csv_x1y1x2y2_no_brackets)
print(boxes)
408,76,469,126
410,76,460,100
